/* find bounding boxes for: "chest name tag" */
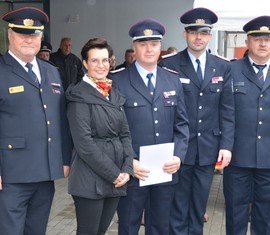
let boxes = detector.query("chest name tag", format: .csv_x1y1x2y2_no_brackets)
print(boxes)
9,86,24,94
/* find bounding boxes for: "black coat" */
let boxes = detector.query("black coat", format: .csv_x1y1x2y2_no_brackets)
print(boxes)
66,80,134,199
50,49,84,90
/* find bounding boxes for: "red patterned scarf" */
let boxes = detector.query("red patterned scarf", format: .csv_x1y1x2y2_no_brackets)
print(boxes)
88,76,112,97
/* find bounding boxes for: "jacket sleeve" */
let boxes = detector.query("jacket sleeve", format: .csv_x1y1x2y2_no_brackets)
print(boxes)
219,64,235,150
67,101,121,183
119,109,134,176
173,77,190,161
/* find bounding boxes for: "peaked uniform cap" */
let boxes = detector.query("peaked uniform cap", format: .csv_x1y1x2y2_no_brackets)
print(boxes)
2,6,49,35
180,7,218,30
243,15,270,36
129,18,165,41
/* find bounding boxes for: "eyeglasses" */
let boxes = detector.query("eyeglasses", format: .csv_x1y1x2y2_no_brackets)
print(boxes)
88,58,110,66
187,30,211,36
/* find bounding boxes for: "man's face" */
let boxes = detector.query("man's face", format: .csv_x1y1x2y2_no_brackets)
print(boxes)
8,29,42,62
125,52,135,65
60,40,72,56
184,30,212,55
37,51,50,61
246,35,270,62
133,40,161,68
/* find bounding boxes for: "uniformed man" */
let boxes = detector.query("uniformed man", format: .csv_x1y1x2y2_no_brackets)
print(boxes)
159,8,235,235
0,7,71,234
110,18,189,235
223,15,270,235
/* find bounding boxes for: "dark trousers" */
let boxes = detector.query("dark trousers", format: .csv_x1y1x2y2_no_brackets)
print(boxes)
117,184,175,235
0,181,55,235
170,163,215,235
223,166,270,235
72,195,120,235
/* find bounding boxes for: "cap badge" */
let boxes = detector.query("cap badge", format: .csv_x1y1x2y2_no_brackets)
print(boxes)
195,19,205,24
143,29,153,36
23,19,34,27
260,26,269,31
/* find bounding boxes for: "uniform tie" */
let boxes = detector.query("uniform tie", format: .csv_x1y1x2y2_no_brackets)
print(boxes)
196,59,203,84
146,73,155,95
25,63,39,85
253,63,266,84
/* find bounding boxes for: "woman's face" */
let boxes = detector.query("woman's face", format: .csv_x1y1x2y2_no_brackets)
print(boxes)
83,48,110,80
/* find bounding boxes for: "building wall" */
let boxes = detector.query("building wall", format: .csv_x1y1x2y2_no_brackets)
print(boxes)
50,0,193,62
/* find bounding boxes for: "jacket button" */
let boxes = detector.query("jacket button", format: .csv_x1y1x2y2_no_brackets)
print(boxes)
48,137,52,142
8,144,12,149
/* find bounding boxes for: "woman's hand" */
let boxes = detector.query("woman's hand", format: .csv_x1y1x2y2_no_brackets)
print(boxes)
113,173,130,188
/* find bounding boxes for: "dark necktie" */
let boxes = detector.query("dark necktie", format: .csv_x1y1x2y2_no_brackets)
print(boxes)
25,63,39,85
146,73,155,95
196,59,203,84
253,63,266,84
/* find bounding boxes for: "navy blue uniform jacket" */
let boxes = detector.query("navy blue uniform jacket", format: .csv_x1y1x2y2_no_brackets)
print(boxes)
159,49,234,165
232,56,270,168
0,52,72,183
110,63,189,186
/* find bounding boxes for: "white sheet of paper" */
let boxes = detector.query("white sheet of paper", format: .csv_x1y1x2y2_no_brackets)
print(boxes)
139,142,174,187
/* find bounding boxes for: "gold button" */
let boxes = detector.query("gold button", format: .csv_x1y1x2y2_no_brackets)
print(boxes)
8,144,12,149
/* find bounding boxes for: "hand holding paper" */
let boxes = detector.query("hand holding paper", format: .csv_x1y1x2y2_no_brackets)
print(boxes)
133,159,150,180
163,156,181,174
139,143,174,186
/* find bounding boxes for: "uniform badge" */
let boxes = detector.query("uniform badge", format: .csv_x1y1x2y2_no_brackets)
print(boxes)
180,78,190,84
163,90,176,98
9,85,24,94
211,76,223,83
144,29,153,36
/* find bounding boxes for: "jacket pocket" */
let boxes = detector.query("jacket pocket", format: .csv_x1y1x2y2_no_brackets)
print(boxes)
210,84,222,93
233,86,247,94
213,129,221,136
0,137,25,150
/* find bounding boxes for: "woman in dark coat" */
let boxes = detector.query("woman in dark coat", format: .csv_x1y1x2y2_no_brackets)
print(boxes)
66,38,134,235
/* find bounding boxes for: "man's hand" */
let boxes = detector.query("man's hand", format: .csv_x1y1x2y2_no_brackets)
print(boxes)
163,156,181,174
133,159,150,181
0,176,2,191
63,165,70,178
113,173,130,188
217,149,232,169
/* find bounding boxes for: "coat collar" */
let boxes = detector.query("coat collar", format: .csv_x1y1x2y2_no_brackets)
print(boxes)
3,52,42,88
241,56,264,89
179,49,219,90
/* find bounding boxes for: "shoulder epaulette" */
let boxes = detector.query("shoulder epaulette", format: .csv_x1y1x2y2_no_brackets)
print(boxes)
109,67,126,74
161,52,177,59
214,54,230,62
162,67,179,74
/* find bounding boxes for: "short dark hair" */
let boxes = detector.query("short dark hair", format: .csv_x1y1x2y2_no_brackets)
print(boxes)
81,38,110,61
125,49,134,55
